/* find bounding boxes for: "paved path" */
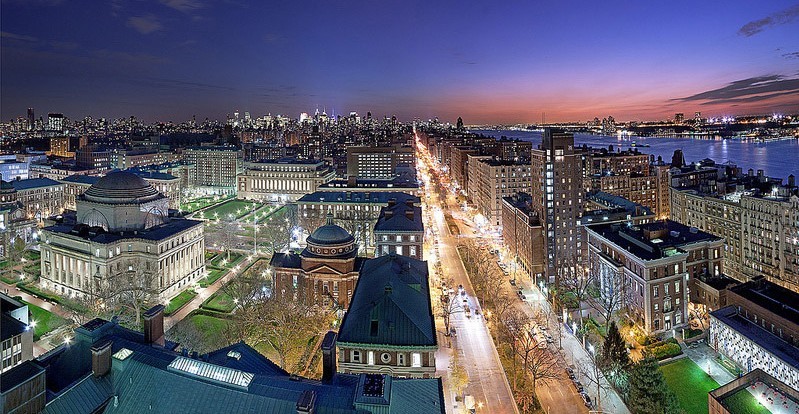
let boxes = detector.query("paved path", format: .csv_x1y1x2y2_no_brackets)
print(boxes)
681,341,735,386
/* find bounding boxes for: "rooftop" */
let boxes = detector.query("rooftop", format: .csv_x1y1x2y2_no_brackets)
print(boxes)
729,277,799,327
44,217,202,243
10,177,61,190
712,306,799,371
374,201,423,233
587,220,722,261
298,191,420,205
338,254,436,347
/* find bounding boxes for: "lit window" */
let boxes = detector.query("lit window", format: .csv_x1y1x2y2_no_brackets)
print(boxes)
368,351,375,365
411,353,421,367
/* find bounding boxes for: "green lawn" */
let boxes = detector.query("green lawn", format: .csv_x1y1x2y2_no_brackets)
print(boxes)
722,388,772,414
202,291,237,313
209,252,244,268
22,300,70,341
661,358,720,414
198,268,227,288
23,250,41,261
190,314,230,343
182,195,233,213
201,199,264,220
165,289,197,315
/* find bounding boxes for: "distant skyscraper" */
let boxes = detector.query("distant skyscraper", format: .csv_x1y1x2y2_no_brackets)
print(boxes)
26,108,34,131
47,113,64,132
674,113,684,124
456,116,464,131
671,149,686,168
530,128,584,284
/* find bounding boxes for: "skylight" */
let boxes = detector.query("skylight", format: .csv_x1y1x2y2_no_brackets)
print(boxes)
113,348,133,360
168,356,254,389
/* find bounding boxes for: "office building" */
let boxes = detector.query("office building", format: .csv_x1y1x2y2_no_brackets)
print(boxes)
47,113,64,132
0,157,29,182
1,293,34,373
49,137,72,158
346,145,415,179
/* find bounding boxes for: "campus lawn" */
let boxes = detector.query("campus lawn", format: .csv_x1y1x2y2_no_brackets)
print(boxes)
660,358,720,414
202,291,236,313
722,388,772,414
182,195,231,213
201,199,263,220
165,289,197,315
23,300,70,341
198,268,227,288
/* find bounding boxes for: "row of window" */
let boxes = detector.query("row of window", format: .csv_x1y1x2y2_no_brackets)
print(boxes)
350,350,422,367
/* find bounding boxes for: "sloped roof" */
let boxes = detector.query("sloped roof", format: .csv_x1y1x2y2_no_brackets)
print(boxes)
10,177,61,191
338,255,435,347
373,202,423,233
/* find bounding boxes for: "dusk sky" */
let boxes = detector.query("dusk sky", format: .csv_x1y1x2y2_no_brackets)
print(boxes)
2,0,798,123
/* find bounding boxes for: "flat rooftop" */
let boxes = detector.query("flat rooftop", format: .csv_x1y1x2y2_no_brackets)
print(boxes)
729,278,799,327
712,306,799,371
588,220,721,261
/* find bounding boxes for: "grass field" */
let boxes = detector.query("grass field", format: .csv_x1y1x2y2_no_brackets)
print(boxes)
182,195,233,213
661,358,720,414
201,199,264,220
23,300,70,341
198,268,227,288
202,291,236,313
165,289,197,315
722,388,771,414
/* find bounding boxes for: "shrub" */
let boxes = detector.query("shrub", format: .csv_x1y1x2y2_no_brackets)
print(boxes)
648,343,682,360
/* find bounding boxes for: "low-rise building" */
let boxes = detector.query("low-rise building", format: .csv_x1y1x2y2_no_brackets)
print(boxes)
10,177,64,221
236,158,335,202
710,277,799,390
1,293,34,373
297,191,420,254
709,368,799,414
40,172,205,302
586,220,724,335
501,193,545,281
0,308,445,414
270,216,365,309
337,254,436,378
374,199,423,259
0,181,37,257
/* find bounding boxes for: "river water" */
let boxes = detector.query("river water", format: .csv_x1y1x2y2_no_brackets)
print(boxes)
471,129,799,180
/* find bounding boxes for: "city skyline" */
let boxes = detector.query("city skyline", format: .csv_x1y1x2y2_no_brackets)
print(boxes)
2,1,799,123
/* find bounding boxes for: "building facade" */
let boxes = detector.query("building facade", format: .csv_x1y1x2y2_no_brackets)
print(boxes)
10,178,65,221
346,145,415,179
236,158,335,202
530,129,584,283
374,199,424,259
39,172,205,302
270,216,364,309
183,146,239,193
501,193,545,280
337,254,437,378
709,278,799,390
586,220,723,335
1,293,34,373
469,158,531,227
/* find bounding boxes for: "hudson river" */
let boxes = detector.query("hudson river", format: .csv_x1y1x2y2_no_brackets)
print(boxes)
471,129,799,180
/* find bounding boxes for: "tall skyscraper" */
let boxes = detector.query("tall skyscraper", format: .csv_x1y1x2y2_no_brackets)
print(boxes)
530,128,584,284
26,108,34,131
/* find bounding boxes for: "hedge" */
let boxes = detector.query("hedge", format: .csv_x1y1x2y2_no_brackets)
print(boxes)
648,342,682,360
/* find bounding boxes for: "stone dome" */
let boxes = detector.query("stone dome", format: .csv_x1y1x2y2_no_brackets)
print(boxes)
83,171,162,205
304,214,356,257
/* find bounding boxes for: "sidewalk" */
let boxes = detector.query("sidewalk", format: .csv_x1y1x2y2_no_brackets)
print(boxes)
681,341,735,386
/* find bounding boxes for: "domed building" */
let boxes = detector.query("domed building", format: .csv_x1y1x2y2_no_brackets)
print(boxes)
270,214,365,308
39,172,205,301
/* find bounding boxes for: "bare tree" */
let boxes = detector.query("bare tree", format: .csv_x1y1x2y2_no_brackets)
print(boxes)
499,307,529,391
233,293,332,372
449,351,469,401
437,279,463,345
558,255,595,330
108,258,160,327
587,260,628,327
576,343,616,411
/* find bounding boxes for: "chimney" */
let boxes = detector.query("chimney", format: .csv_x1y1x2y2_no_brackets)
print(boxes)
91,339,113,377
143,304,165,346
320,331,337,383
296,389,317,414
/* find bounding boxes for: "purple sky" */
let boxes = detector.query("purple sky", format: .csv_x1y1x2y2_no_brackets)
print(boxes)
2,0,799,123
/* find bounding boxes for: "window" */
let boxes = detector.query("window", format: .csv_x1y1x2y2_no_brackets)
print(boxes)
411,353,422,367
410,246,417,257
381,353,391,363
409,235,416,242
351,350,362,363
673,264,679,274
367,351,375,365
664,284,669,296
653,319,660,330
653,286,659,298
675,281,680,293
396,246,402,255
396,235,402,242
654,303,659,311
397,353,405,366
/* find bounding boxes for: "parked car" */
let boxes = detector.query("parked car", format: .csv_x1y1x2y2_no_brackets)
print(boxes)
581,392,592,408
509,279,516,286
573,380,583,393
566,368,575,380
